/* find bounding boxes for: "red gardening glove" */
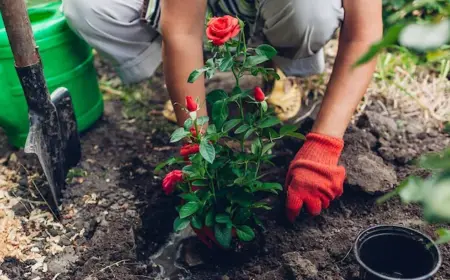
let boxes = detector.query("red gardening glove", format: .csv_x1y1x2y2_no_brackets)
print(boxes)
285,132,346,222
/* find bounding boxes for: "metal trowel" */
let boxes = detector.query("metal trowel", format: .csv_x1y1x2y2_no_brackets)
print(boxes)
0,0,81,212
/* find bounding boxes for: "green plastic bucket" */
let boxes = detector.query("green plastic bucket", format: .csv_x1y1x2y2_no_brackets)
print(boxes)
0,2,103,147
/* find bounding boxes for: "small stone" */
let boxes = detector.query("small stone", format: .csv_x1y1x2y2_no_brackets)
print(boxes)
98,199,113,208
19,178,28,187
248,265,262,274
60,236,72,246
406,122,423,135
260,268,285,280
110,203,120,211
30,247,40,253
125,210,137,217
417,132,427,140
281,252,318,279
428,130,439,138
34,241,45,250
47,227,60,237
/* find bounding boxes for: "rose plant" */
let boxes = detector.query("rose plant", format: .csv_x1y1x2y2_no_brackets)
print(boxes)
155,16,304,249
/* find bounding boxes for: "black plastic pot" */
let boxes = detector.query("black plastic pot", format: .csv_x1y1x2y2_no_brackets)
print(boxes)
354,225,442,280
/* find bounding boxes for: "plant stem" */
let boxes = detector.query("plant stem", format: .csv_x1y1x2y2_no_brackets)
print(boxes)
194,118,200,142
205,163,217,201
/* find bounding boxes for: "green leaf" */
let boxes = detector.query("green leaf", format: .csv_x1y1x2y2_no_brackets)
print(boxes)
171,127,190,143
268,128,279,140
206,58,215,68
252,202,272,210
233,208,252,225
418,149,450,170
244,128,255,140
261,100,268,112
423,175,450,223
206,68,216,79
280,125,298,136
215,213,232,224
235,124,250,134
262,182,283,191
207,89,228,105
435,228,450,245
154,157,184,173
215,223,232,248
231,191,253,207
197,116,209,126
236,225,255,242
182,165,196,176
179,193,199,202
219,53,234,71
254,182,283,194
200,139,216,164
188,69,205,83
192,180,209,187
259,117,281,129
173,217,190,231
184,118,194,130
398,176,425,203
223,119,242,133
251,139,262,155
207,125,217,134
253,216,265,230
179,201,200,219
212,100,229,129
205,209,215,227
285,131,306,140
255,44,277,59
246,55,270,67
354,24,405,66
444,123,450,135
191,215,203,230
261,142,276,155
399,21,450,51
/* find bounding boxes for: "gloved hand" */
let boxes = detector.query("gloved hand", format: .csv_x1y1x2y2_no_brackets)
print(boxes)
285,132,346,222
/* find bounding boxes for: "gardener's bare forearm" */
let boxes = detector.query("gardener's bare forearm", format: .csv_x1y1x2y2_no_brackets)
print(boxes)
161,0,207,126
312,0,382,138
162,38,207,125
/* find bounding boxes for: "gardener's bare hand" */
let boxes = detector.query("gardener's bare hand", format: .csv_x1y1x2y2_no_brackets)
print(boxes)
285,133,346,222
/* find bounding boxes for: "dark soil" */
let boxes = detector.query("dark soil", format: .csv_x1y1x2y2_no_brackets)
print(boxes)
1,59,449,280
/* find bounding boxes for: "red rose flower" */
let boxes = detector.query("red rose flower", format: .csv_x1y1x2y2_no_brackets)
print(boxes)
180,143,200,160
162,170,183,195
206,16,240,46
190,126,198,137
254,86,265,102
186,96,198,112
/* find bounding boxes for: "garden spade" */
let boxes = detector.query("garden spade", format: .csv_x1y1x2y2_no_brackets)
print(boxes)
0,0,81,212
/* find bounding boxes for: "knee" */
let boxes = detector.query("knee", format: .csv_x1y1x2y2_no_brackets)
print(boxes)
291,0,343,53
62,0,108,34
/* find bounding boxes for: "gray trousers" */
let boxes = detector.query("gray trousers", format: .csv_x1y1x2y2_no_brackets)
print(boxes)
62,0,344,84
